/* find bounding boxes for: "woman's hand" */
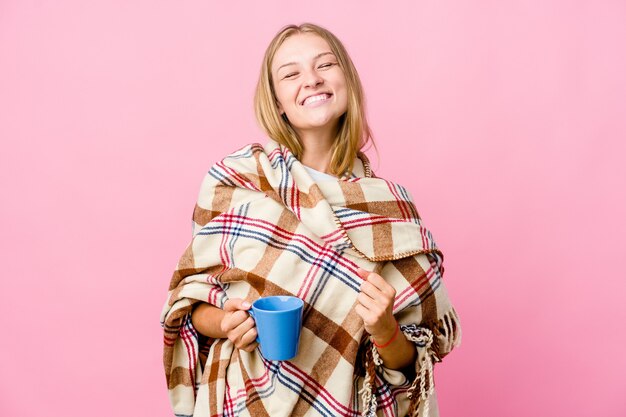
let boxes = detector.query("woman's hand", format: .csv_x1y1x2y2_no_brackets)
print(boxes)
354,268,398,344
220,298,259,352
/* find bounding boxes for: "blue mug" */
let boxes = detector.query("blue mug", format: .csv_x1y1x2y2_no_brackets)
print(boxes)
249,296,304,361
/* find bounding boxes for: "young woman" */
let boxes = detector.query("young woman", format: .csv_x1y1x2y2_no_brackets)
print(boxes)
161,23,461,417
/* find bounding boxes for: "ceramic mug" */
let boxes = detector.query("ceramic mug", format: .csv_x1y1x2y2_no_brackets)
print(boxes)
249,296,304,361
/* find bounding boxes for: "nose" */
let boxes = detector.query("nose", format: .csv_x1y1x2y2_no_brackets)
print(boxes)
303,69,323,88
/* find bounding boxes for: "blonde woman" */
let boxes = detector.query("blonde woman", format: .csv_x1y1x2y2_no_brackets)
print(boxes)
161,23,461,417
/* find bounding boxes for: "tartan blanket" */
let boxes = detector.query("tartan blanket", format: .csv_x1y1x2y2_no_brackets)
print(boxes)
160,139,461,417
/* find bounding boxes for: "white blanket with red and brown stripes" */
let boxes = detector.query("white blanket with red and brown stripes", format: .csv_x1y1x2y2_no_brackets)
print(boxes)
160,139,461,417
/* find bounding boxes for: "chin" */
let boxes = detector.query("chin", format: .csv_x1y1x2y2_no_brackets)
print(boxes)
309,113,342,125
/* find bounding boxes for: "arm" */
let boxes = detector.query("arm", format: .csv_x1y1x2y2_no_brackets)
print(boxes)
191,303,227,338
191,299,259,352
370,320,416,370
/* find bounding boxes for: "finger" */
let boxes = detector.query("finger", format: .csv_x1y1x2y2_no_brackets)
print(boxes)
360,281,385,300
354,303,365,320
229,317,255,346
356,292,377,310
234,320,257,349
356,267,371,280
239,326,258,347
362,272,395,295
355,304,379,328
223,298,252,312
242,341,259,353
223,310,251,332
354,304,372,324
232,316,256,338
357,292,387,320
360,284,395,314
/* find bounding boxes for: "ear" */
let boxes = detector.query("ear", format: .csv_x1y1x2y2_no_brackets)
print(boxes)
276,101,284,115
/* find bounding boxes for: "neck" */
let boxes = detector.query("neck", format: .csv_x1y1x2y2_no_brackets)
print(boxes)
295,125,338,174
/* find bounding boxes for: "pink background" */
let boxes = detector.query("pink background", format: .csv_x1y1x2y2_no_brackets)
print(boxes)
1,1,625,416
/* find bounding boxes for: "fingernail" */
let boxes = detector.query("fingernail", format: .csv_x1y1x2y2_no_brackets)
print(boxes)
242,301,251,308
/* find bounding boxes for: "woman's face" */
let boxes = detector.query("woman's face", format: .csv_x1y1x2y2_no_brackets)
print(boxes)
271,33,348,137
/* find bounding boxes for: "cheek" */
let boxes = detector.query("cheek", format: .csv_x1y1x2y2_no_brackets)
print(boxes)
274,86,295,106
330,70,347,87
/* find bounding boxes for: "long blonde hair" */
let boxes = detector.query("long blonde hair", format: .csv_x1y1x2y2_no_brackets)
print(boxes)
254,23,376,178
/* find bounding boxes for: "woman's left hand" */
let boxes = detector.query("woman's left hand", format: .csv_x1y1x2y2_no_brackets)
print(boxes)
354,267,398,343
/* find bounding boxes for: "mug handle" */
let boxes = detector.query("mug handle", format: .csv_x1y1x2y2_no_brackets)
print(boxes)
247,309,260,343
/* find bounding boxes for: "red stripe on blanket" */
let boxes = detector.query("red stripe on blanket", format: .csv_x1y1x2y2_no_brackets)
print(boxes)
385,180,410,221
394,264,436,309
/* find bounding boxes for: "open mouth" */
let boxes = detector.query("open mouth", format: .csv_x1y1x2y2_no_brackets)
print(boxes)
301,93,333,106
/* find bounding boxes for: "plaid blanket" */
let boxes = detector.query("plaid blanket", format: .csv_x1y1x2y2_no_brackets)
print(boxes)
161,139,461,417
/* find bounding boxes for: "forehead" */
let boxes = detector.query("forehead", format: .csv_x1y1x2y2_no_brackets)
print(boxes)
272,33,334,72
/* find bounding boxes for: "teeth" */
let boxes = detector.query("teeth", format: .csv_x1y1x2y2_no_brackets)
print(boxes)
303,93,330,105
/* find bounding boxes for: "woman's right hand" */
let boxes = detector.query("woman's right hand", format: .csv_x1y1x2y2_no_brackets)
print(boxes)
220,298,259,352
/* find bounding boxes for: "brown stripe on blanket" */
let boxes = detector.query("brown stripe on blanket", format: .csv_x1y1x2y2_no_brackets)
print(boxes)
290,394,310,417
255,156,273,193
299,183,331,209
404,197,420,219
238,352,271,417
338,180,395,258
372,221,394,259
163,345,174,379
167,366,194,389
338,181,422,220
242,164,283,207
371,200,421,220
193,203,223,227
162,308,191,335
244,276,294,301
168,243,198,290
167,284,185,303
290,307,363,417
251,155,286,203
351,200,421,220
206,340,227,417
303,306,360,362
178,244,196,270
168,267,206,292
204,185,236,221
338,181,369,212
168,258,226,293
168,264,231,298
393,257,438,322
252,148,298,208
245,209,301,298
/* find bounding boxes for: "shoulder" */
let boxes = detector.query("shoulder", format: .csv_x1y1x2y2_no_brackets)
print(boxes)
218,139,287,164
220,142,264,161
205,141,267,172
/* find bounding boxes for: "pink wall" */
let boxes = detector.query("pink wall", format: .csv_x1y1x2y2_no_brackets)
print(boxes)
1,1,625,416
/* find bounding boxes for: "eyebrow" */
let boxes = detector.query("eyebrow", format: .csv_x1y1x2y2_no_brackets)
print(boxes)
275,52,336,73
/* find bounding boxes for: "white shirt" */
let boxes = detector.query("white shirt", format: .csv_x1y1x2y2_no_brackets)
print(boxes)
303,165,337,182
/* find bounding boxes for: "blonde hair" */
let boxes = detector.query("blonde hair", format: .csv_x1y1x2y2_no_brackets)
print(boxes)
254,23,376,178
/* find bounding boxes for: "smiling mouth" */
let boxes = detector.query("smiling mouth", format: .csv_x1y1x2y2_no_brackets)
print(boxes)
301,93,333,106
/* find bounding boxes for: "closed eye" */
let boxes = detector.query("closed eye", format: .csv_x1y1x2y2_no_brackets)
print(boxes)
284,63,336,79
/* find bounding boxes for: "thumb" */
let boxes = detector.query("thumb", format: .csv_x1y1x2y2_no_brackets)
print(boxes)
223,298,252,312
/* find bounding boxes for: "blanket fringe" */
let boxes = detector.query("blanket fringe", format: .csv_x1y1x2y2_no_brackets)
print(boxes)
360,326,437,417
358,339,381,417
404,327,436,417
